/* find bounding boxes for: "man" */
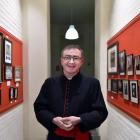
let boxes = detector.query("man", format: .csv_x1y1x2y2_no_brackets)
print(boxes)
34,44,108,140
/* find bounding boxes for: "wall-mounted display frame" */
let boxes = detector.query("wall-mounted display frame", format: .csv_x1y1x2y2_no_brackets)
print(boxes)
107,79,111,91
14,66,22,82
135,55,140,75
107,14,140,123
118,79,123,93
9,87,14,102
14,88,18,100
0,26,23,113
127,54,134,76
123,80,129,100
0,33,3,83
5,65,13,80
4,38,12,64
130,80,139,104
107,42,118,74
111,79,118,93
119,50,126,75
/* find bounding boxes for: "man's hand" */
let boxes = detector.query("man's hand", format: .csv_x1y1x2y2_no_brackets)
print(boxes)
62,116,81,126
52,117,74,131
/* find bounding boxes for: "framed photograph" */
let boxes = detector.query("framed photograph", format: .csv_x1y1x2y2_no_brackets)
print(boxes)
5,65,13,80
4,38,12,64
9,87,14,101
0,33,3,83
127,54,134,75
130,80,139,104
119,50,126,75
107,42,118,74
111,79,118,93
14,66,22,82
118,79,123,93
123,80,129,100
14,88,18,100
135,55,140,75
107,79,111,91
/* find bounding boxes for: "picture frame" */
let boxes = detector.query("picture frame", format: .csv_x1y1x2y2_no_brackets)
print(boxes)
123,80,129,100
111,79,118,93
135,55,140,75
5,65,13,80
14,88,18,100
130,80,139,104
14,66,22,82
4,38,12,64
118,79,123,93
127,54,134,75
118,50,126,75
107,42,118,74
9,87,14,101
0,33,3,83
107,79,111,91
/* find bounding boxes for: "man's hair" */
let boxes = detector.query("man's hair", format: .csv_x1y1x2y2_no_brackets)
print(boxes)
61,44,84,57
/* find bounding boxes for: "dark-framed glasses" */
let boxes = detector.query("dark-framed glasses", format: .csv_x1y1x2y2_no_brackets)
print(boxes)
62,55,82,61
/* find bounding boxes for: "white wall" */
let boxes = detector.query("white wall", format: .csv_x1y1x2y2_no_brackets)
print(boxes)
0,0,22,39
22,0,50,139
95,0,140,140
0,0,23,140
109,0,140,37
95,0,113,139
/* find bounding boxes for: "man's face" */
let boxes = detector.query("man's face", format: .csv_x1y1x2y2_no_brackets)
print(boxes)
61,48,84,76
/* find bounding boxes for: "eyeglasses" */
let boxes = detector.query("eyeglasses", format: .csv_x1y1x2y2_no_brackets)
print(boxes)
62,55,82,62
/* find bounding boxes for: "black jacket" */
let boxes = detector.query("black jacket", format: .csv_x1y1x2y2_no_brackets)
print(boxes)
34,73,108,133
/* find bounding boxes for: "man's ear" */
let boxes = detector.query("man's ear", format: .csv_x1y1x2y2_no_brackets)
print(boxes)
59,61,63,72
81,58,84,66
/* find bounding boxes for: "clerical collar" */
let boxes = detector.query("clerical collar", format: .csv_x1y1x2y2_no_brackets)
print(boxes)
67,77,72,80
63,72,81,80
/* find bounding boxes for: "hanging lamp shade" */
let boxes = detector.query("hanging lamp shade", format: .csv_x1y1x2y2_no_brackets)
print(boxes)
65,25,79,40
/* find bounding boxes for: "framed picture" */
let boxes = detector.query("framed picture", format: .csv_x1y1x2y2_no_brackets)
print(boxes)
4,38,12,64
111,79,118,93
118,79,123,93
130,80,139,104
5,65,13,80
14,66,22,82
14,88,18,100
135,55,140,75
123,80,129,100
107,42,118,74
0,33,3,83
9,87,14,101
107,79,111,91
119,50,126,75
127,54,134,75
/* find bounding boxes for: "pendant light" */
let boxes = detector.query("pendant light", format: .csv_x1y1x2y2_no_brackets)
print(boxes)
65,25,79,40
65,8,79,40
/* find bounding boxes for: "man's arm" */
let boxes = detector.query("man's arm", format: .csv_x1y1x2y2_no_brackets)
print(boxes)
34,80,56,131
79,79,108,131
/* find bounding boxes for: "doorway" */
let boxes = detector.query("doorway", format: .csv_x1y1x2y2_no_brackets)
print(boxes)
50,0,95,76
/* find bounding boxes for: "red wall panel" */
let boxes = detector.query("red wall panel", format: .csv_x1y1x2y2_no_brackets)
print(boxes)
107,14,140,122
0,26,23,113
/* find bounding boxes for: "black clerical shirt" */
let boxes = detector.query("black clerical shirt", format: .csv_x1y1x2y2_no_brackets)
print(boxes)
34,73,108,135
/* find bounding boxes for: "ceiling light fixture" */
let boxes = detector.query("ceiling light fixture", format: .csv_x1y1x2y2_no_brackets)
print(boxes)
65,8,79,40
65,25,79,40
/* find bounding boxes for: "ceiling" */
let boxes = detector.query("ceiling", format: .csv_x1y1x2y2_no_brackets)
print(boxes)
50,0,95,24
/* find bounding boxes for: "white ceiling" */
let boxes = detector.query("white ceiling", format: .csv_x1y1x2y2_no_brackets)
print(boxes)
50,0,95,24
